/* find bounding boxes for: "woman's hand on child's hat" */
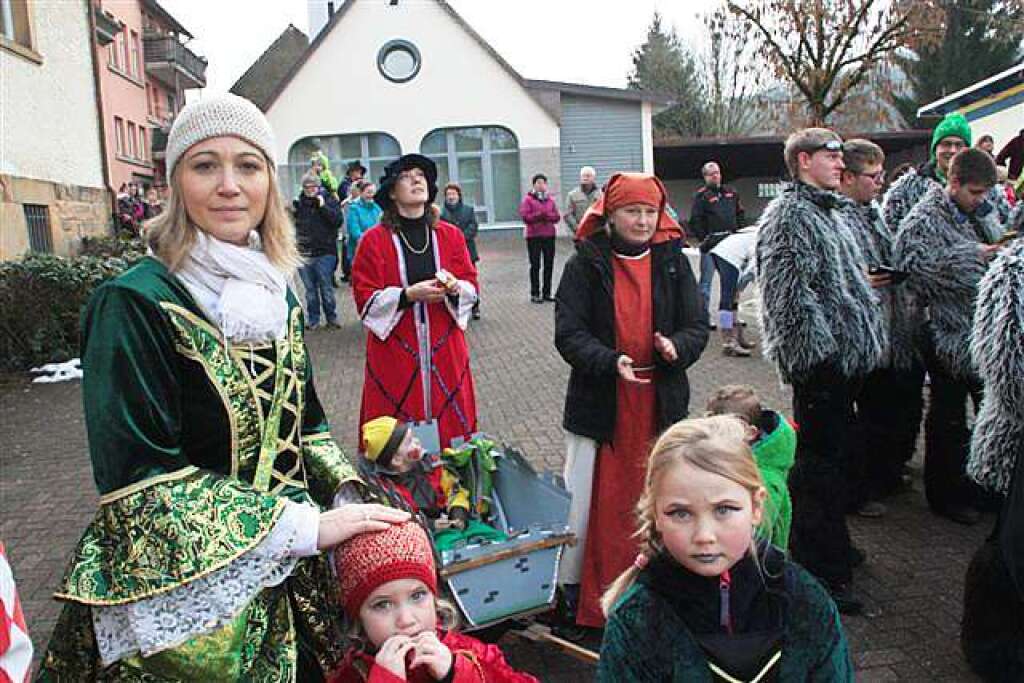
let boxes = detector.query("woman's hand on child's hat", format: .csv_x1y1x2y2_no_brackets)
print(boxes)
316,504,411,551
409,631,453,680
375,634,416,679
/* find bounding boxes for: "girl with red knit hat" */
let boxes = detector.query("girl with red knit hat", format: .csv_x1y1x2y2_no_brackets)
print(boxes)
329,522,537,682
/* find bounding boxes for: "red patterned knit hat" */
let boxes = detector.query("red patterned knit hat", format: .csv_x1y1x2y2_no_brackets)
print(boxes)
334,521,438,619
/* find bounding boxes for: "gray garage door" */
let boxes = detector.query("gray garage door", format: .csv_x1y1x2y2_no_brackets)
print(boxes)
560,95,644,188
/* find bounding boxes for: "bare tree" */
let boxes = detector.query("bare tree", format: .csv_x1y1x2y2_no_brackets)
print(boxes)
700,4,764,136
727,0,944,126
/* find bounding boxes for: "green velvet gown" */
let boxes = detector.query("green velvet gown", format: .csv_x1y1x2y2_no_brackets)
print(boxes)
36,257,362,681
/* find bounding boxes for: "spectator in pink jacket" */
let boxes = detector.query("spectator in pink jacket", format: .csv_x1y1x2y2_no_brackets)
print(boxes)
519,173,561,303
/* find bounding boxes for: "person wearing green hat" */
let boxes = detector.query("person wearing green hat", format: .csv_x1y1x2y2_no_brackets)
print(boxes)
883,112,1010,234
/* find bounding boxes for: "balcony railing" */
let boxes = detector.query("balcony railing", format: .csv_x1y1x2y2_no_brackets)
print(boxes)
151,127,169,159
143,34,207,89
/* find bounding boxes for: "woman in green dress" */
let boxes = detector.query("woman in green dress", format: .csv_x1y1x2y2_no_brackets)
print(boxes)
37,94,408,681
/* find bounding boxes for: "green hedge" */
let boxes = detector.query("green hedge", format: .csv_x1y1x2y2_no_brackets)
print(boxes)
0,237,145,371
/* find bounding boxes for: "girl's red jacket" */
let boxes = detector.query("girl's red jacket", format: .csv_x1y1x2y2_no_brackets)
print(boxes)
327,629,539,683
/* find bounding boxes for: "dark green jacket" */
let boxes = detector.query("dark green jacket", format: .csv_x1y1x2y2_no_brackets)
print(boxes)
598,550,853,682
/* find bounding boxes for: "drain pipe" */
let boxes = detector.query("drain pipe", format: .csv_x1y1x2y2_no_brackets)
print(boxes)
86,0,115,237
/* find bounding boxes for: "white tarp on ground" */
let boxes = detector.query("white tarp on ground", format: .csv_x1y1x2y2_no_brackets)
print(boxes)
30,359,82,383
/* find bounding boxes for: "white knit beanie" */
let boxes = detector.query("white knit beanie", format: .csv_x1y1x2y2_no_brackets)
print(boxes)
165,93,276,179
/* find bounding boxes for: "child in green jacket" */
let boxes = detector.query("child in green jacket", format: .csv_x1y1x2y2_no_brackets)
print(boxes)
707,384,796,550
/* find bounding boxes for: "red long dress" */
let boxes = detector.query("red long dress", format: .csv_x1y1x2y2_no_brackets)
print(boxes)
352,221,479,449
577,251,658,628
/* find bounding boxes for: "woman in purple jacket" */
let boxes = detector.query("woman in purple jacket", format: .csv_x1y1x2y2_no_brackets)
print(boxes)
519,173,561,303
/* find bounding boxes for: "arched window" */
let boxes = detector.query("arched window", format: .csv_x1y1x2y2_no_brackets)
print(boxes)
285,132,400,196
421,126,520,225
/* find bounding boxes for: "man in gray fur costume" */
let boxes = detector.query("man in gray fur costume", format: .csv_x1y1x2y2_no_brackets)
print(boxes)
883,111,1010,240
961,236,1024,679
756,128,886,615
894,148,1005,526
837,139,925,519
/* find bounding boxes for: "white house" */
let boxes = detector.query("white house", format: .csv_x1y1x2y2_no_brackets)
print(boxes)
918,62,1023,158
249,0,667,228
1,0,109,260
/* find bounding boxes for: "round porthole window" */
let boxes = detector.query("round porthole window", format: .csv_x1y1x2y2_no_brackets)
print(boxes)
377,40,421,83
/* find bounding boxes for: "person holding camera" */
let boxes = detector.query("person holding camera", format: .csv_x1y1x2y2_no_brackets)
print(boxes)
294,172,343,329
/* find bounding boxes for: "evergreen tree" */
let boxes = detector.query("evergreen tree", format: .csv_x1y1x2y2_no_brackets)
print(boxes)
627,13,705,140
897,0,1024,125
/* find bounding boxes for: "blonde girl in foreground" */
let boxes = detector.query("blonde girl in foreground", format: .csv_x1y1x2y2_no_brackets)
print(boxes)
598,416,854,682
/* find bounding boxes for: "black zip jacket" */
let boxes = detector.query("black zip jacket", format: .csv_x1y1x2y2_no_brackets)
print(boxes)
554,233,708,443
689,185,746,243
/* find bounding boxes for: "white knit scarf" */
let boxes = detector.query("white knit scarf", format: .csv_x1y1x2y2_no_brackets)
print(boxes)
176,230,289,343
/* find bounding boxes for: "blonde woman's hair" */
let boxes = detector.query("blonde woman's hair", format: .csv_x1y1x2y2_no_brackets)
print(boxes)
145,161,300,274
600,415,766,617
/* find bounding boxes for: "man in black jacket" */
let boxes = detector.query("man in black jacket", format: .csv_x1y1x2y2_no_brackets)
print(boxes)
294,172,342,329
689,161,745,325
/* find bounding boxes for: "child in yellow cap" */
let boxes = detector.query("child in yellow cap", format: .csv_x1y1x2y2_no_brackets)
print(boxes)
361,416,471,530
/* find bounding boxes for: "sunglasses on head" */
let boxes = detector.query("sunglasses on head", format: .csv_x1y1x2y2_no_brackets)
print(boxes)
813,140,843,152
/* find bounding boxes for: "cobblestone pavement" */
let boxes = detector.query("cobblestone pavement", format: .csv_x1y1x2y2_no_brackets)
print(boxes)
0,231,988,680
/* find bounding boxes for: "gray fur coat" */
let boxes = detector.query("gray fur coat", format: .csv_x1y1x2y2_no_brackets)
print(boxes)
883,163,1009,239
966,238,1024,494
893,184,991,379
755,182,885,384
838,199,921,370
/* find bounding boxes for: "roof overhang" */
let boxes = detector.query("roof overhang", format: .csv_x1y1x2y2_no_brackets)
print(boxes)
523,79,673,106
261,0,671,120
917,62,1024,117
141,0,193,38
655,130,932,180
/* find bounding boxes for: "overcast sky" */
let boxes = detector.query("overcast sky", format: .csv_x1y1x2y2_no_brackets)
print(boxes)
158,0,715,96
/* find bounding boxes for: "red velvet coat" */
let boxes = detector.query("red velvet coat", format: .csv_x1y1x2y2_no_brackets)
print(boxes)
328,630,538,683
352,221,479,449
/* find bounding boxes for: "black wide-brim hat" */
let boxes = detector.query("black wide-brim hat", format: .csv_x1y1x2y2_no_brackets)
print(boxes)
346,160,368,175
375,153,438,213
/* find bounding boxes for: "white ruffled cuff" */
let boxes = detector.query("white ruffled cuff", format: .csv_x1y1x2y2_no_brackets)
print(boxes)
360,286,405,340
288,502,321,558
91,500,309,666
444,280,478,330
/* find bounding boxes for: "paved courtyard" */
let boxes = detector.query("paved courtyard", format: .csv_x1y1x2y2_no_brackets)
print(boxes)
0,232,989,680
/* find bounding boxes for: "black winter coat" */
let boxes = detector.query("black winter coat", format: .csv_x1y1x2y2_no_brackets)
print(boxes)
293,193,342,258
689,185,745,245
441,201,479,262
555,233,708,443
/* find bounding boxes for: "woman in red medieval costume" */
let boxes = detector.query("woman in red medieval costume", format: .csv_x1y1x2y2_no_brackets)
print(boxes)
554,172,708,632
352,154,479,449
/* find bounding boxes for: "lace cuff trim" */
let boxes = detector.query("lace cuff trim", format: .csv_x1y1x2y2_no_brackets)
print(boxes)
91,500,308,666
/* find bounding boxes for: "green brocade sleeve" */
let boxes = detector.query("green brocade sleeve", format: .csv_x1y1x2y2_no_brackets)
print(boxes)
299,358,361,508
56,282,285,605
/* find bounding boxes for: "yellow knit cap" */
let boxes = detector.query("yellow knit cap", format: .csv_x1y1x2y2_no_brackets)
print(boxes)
362,416,404,464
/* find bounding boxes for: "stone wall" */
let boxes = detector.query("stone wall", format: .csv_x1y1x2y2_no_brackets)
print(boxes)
0,175,111,261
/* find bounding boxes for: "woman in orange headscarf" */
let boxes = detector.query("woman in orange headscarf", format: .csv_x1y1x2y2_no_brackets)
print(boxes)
554,173,709,630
